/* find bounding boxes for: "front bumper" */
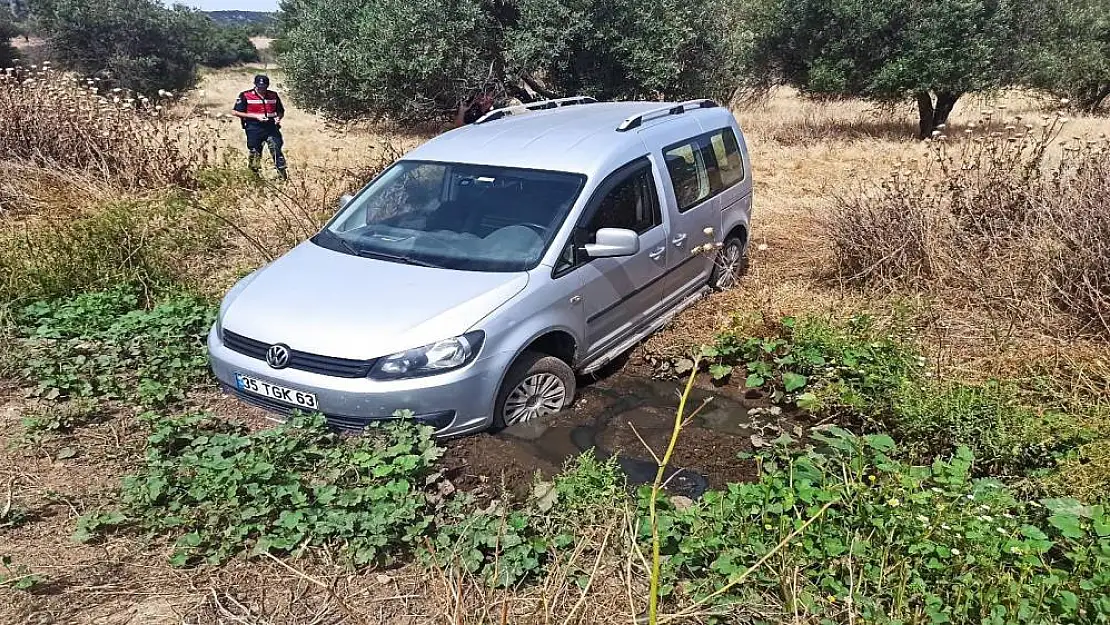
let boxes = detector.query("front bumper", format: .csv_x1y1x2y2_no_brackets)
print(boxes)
207,326,509,437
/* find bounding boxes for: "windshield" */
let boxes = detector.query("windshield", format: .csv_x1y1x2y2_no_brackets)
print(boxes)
314,161,587,272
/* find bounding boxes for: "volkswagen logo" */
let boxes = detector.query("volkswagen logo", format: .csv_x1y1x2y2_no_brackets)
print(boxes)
266,343,291,369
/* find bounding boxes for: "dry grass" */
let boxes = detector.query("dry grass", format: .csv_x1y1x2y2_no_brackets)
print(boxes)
644,89,1110,365
0,67,222,189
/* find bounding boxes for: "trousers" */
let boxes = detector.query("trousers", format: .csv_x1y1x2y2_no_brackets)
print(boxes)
245,123,287,174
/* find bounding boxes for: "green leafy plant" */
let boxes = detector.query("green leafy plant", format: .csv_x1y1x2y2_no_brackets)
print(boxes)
647,428,1110,623
707,315,1097,482
426,451,625,588
20,398,101,444
15,286,214,406
77,412,443,567
0,555,44,591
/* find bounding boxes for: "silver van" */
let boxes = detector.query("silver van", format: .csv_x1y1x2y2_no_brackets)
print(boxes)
208,98,753,436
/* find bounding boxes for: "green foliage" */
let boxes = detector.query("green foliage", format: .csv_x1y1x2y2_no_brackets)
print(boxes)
14,286,214,406
0,195,222,303
191,23,259,68
648,428,1110,623
426,452,625,587
277,0,743,121
0,7,21,67
20,398,101,443
1023,0,1110,112
747,0,1023,135
28,0,256,91
708,316,1096,483
77,413,443,567
0,555,44,591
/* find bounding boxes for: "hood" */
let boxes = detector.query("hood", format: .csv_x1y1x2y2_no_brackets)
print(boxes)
220,241,528,360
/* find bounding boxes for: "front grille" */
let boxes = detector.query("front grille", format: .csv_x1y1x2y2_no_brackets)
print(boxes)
222,330,377,378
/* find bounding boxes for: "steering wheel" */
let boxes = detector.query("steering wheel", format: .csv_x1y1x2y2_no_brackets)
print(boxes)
517,222,548,236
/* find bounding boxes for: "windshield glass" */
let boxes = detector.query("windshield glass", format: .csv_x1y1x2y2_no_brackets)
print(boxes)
315,161,587,272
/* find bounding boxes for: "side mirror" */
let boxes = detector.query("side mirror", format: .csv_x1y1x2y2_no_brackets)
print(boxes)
584,228,640,258
338,194,354,209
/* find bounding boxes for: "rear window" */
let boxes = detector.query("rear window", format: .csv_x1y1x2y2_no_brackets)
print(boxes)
664,128,746,212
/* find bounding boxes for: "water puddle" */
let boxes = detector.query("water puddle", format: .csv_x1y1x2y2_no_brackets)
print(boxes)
443,372,806,499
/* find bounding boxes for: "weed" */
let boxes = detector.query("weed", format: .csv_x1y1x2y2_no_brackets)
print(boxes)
426,452,625,588
649,428,1110,623
77,413,443,567
829,114,1110,338
0,194,224,303
707,315,1099,484
20,398,101,444
0,67,221,188
0,555,44,591
15,286,214,406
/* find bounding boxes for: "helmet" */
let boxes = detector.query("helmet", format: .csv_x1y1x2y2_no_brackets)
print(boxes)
253,74,270,88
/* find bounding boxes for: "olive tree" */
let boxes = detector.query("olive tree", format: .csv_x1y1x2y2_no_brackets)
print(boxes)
29,0,257,92
1,8,20,67
277,0,747,121
748,0,1024,137
1023,0,1110,112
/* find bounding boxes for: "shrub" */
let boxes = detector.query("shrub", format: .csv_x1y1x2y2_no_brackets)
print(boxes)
13,286,215,406
0,195,223,303
0,67,221,188
426,452,625,587
649,428,1110,623
28,0,206,93
0,8,20,67
706,316,1097,481
76,413,443,567
277,0,743,121
196,25,259,67
828,116,1110,338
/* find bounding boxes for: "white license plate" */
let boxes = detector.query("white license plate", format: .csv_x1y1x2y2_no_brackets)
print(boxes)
235,373,319,410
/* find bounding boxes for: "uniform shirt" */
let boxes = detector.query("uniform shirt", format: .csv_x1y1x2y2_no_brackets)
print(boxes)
234,88,286,128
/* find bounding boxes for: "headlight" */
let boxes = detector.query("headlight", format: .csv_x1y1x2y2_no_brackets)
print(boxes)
370,331,485,380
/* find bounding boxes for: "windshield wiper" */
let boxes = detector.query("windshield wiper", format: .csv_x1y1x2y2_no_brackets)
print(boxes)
356,249,447,269
317,230,361,257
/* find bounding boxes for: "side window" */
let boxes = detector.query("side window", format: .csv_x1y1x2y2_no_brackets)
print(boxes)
664,141,712,212
553,162,661,275
710,128,745,189
585,166,661,236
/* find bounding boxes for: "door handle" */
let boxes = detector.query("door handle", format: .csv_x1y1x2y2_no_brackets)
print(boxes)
648,246,666,261
672,233,688,247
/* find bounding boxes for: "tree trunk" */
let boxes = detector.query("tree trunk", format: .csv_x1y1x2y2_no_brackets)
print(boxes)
916,92,934,139
1084,85,1110,113
916,91,962,139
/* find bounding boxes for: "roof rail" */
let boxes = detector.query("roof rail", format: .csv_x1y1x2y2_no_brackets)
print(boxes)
615,99,719,132
474,96,598,125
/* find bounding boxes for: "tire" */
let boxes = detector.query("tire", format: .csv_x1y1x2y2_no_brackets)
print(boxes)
709,235,749,290
493,352,576,429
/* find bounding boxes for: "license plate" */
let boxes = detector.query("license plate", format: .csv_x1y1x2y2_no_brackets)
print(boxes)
235,373,318,410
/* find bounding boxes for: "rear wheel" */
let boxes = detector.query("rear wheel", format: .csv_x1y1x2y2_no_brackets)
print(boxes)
710,235,749,290
493,352,576,429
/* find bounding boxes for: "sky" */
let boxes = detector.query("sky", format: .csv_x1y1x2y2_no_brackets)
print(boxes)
180,0,279,11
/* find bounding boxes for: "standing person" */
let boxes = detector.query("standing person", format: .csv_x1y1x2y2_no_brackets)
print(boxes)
233,74,287,179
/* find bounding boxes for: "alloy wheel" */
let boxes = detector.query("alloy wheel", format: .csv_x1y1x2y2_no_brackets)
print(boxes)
502,372,567,425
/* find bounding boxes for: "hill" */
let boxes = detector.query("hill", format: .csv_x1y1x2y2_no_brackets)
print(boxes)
204,10,276,28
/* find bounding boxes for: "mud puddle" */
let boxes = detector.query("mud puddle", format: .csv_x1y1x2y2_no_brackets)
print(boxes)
442,371,807,501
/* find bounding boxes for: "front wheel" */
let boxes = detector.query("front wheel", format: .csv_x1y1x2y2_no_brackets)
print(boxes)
493,352,576,429
709,235,749,290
